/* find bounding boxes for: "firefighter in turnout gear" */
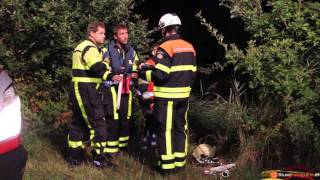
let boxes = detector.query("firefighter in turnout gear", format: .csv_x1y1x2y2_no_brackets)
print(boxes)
139,13,197,175
68,21,114,168
101,24,139,155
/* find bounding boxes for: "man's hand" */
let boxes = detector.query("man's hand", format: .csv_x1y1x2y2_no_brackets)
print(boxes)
131,72,138,79
112,74,123,82
139,63,146,70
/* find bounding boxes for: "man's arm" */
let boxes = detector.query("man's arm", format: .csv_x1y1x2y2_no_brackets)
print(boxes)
83,47,112,81
139,48,171,82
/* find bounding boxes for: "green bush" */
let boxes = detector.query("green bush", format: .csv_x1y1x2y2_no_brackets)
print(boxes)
196,0,320,167
0,0,151,136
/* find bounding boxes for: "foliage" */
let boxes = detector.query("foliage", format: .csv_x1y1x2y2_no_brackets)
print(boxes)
196,0,320,167
0,0,151,134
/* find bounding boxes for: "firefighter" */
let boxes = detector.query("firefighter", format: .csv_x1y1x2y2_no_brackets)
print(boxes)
139,13,197,175
137,45,158,150
68,21,114,168
101,24,139,156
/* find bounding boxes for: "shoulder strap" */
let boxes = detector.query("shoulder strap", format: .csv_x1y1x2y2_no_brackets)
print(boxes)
81,45,95,65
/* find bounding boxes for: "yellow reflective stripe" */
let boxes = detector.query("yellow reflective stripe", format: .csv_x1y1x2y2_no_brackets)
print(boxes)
119,136,129,141
154,86,191,93
90,130,95,141
102,71,111,80
184,101,189,154
175,160,186,167
72,77,102,83
74,82,92,128
102,61,109,67
165,101,173,156
127,90,132,119
146,70,152,82
161,154,175,160
174,152,186,158
171,65,197,72
161,163,175,169
154,92,190,98
95,83,100,89
107,141,119,146
95,149,101,155
119,143,128,147
104,148,119,153
68,136,84,148
155,63,171,74
111,86,119,119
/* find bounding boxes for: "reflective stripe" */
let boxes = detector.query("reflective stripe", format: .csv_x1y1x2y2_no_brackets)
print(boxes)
111,86,119,119
68,136,84,149
72,77,102,83
175,160,186,167
184,101,189,154
174,152,186,158
104,148,119,153
90,129,95,141
95,149,101,155
127,90,132,119
146,70,152,82
119,143,128,147
95,83,100,89
161,163,175,169
155,64,171,74
119,136,129,141
102,71,110,80
171,65,197,72
154,91,190,98
165,101,173,158
161,154,175,160
107,141,119,146
74,82,92,128
154,86,191,93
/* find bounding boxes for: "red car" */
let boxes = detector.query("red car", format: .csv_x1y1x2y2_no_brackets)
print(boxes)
0,68,27,180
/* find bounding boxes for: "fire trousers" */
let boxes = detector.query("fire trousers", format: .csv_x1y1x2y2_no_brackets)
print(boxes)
68,82,108,156
154,99,189,171
102,86,133,153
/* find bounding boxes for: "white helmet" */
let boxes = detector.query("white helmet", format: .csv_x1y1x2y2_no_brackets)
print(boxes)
158,13,181,29
192,144,216,164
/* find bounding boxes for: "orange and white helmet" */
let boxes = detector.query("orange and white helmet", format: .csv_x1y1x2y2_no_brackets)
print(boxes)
158,13,181,29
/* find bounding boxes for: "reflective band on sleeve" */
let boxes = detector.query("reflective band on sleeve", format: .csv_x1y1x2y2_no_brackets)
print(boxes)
110,86,119,120
155,64,171,74
170,65,197,72
146,70,152,82
72,77,102,83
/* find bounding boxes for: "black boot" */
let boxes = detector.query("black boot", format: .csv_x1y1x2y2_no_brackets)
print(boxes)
67,148,85,166
92,150,117,169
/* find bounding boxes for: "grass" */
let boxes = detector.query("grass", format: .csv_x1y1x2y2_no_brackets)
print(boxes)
22,131,259,180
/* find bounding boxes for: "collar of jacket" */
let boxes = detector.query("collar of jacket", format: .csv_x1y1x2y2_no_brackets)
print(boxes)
110,40,132,52
161,34,181,43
